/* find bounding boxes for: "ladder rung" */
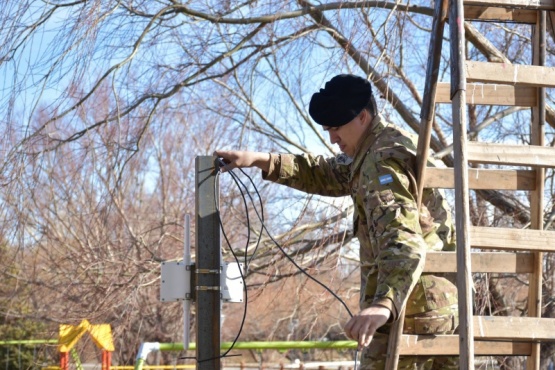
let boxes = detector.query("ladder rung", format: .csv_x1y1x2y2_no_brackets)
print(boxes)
399,335,532,356
466,61,555,87
424,251,534,273
435,82,537,106
464,0,555,11
474,316,555,341
464,5,538,23
471,226,555,252
423,167,536,190
467,142,555,167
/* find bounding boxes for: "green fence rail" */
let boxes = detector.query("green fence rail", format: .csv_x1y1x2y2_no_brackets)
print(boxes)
1,340,357,370
134,341,358,370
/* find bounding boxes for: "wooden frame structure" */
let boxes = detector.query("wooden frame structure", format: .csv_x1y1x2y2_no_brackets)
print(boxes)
394,0,555,368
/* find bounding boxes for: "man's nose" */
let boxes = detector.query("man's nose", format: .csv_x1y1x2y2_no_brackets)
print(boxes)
328,131,339,144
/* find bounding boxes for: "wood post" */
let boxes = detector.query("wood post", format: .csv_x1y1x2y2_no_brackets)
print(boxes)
527,10,547,370
195,156,221,369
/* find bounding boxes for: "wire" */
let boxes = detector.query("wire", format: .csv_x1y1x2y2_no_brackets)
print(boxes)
222,164,353,318
195,171,250,364
204,160,358,367
237,167,265,269
229,165,360,368
220,166,265,272
181,169,253,364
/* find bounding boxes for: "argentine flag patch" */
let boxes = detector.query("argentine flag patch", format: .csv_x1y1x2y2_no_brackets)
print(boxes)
379,174,393,185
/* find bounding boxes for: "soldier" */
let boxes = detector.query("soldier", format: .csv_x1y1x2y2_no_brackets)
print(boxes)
216,74,458,369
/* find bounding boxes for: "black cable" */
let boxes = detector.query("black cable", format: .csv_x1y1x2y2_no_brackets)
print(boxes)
222,168,252,270
198,171,250,363
199,160,357,366
219,162,353,318
237,167,265,269
181,169,251,364
253,187,354,317
218,164,265,271
224,164,359,366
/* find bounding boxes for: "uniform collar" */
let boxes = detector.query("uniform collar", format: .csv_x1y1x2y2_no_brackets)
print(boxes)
350,114,388,176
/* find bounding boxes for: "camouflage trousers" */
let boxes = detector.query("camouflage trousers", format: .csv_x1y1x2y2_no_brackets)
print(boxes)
359,275,459,370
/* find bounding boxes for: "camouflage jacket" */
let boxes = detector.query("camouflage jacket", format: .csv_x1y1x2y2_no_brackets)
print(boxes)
263,114,456,320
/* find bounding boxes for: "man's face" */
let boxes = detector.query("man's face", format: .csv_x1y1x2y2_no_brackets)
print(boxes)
323,110,369,157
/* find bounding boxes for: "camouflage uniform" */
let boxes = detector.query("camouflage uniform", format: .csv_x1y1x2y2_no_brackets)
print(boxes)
263,114,458,369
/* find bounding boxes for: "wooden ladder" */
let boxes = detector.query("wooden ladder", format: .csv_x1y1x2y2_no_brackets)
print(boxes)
404,0,555,368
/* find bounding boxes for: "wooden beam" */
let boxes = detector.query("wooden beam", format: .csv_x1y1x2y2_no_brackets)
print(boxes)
195,156,221,369
449,0,475,354
423,167,536,190
464,5,537,23
528,9,546,368
424,251,534,273
471,226,555,252
474,316,555,341
435,82,537,106
400,316,555,356
467,142,555,167
464,0,555,10
466,61,555,87
399,335,532,356
401,317,555,356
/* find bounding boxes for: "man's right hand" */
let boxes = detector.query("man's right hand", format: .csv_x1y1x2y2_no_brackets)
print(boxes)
214,150,271,173
343,305,391,350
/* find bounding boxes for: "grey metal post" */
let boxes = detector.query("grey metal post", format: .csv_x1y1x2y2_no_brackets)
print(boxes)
195,156,221,369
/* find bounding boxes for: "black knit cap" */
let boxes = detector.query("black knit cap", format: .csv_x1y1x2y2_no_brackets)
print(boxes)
309,74,372,127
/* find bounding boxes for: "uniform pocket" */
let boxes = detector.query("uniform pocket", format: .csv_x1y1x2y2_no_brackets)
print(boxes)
421,275,458,310
406,275,458,315
365,188,395,208
413,314,456,334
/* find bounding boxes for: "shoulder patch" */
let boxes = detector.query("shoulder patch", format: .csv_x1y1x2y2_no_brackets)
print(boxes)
378,174,393,185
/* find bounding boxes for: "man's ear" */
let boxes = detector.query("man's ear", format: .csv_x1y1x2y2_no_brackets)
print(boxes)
359,109,370,126
358,109,366,123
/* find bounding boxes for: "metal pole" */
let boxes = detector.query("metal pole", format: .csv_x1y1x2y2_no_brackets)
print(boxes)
161,341,358,351
195,156,221,369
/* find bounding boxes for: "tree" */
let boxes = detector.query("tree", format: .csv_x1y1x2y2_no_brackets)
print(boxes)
0,241,52,370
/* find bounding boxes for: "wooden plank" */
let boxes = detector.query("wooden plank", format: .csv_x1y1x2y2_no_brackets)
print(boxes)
450,2,473,367
464,0,555,10
401,316,555,355
464,5,537,23
399,335,532,356
466,61,555,87
424,251,534,273
435,82,537,106
474,316,555,341
471,226,555,252
423,167,536,190
467,142,555,167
